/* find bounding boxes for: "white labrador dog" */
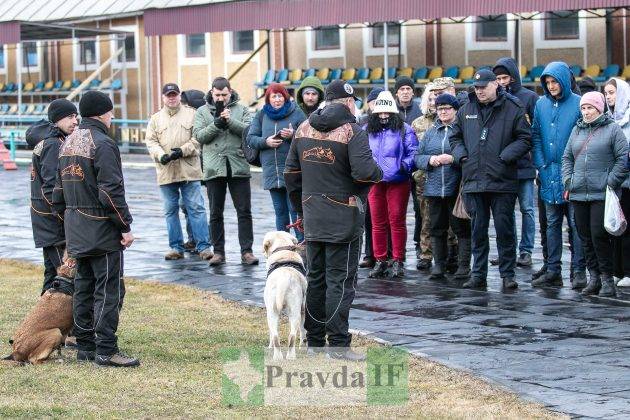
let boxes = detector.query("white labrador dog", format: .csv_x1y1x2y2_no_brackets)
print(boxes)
262,231,307,360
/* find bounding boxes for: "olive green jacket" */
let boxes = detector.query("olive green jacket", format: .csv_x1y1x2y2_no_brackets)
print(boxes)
193,91,252,180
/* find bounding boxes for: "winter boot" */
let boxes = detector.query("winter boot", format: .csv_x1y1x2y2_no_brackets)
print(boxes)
446,244,458,273
391,260,405,278
599,274,617,297
581,271,602,296
453,238,471,280
429,236,447,280
462,276,487,289
368,260,389,278
571,271,587,290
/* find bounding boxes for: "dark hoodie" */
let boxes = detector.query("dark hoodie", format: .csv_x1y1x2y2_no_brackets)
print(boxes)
28,121,66,248
296,76,324,116
181,89,206,109
284,103,382,243
494,57,538,179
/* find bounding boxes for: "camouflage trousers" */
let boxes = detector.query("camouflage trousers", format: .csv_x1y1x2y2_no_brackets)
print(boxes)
413,170,457,261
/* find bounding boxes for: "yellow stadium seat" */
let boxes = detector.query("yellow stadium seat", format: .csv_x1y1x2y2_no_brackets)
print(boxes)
398,67,412,78
362,67,383,84
25,104,36,114
428,67,443,80
316,67,330,82
44,80,54,90
620,65,630,81
61,80,71,90
342,68,356,81
455,66,475,83
8,104,18,114
584,64,601,78
288,69,302,83
23,82,34,92
0,82,4,92
520,65,527,78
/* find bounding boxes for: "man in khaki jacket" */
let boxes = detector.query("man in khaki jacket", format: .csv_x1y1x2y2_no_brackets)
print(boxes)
146,83,213,260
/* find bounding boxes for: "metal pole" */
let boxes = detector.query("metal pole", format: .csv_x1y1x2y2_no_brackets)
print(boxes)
17,42,22,127
383,22,388,90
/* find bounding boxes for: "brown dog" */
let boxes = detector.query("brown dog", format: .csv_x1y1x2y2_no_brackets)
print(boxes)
4,258,76,365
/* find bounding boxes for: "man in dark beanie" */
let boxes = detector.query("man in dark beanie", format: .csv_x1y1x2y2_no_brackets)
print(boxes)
53,90,139,367
394,75,423,263
27,98,78,293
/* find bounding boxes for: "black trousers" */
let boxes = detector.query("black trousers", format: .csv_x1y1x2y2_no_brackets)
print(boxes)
304,237,361,348
411,179,422,245
42,245,64,293
363,201,373,258
205,176,254,255
464,192,517,279
73,250,125,356
427,196,471,239
613,188,630,278
573,200,613,275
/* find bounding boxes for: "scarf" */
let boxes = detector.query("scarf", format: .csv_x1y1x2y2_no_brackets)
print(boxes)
263,102,292,121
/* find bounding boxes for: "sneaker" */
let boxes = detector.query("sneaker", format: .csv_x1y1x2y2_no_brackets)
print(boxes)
462,276,487,289
199,248,214,260
183,240,196,252
208,253,226,266
77,350,95,362
391,260,405,278
516,253,532,267
95,352,140,368
359,257,376,269
416,259,432,271
241,252,259,265
502,276,519,290
368,260,388,278
164,250,184,260
490,258,499,266
532,271,563,288
327,349,366,362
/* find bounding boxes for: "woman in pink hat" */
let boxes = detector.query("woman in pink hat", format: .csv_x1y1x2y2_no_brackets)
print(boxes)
561,91,629,297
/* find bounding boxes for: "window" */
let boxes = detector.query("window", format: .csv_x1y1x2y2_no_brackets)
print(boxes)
314,26,340,50
372,22,400,48
79,40,97,65
115,35,136,63
185,34,206,57
22,41,38,68
232,31,254,53
545,11,579,40
476,15,508,41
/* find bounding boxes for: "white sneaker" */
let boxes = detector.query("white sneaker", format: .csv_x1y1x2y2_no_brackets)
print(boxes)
617,277,630,287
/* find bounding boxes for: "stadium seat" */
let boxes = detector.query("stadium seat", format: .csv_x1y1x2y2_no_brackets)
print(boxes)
413,67,428,82
0,82,4,92
352,67,369,84
522,65,544,82
274,69,288,84
52,80,63,91
519,65,527,79
570,64,582,78
256,69,275,87
44,80,54,91
25,104,36,114
444,66,458,79
33,81,45,92
287,69,302,85
111,79,123,90
60,80,71,91
18,104,27,114
583,64,601,79
327,68,342,83
386,67,397,84
595,64,620,82
0,104,9,113
100,79,112,90
88,79,101,89
341,68,356,83
34,104,45,114
303,68,316,78
397,67,413,78
23,82,34,93
620,65,630,81
367,67,384,84
71,79,81,89
457,66,475,83
8,104,17,114
316,67,330,83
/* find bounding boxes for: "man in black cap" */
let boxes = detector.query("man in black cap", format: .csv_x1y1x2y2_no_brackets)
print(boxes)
449,69,531,290
53,90,139,367
284,80,382,360
27,98,78,293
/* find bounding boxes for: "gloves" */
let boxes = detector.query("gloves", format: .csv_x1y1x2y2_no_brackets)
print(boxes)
169,148,183,161
214,117,228,130
160,154,172,165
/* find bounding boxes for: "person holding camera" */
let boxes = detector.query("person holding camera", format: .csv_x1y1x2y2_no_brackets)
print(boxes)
145,83,212,261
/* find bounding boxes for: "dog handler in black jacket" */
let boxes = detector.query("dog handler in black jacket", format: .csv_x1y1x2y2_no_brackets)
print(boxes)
284,80,382,360
52,91,139,368
449,69,532,290
28,99,78,293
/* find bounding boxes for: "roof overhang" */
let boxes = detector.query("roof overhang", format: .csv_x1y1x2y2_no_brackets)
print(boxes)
0,21,132,44
144,0,630,36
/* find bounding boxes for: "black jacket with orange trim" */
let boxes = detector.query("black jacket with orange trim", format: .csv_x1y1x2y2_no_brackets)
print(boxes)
52,118,133,257
28,121,66,248
284,103,382,243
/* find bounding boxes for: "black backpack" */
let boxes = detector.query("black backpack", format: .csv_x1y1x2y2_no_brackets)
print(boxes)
241,111,263,167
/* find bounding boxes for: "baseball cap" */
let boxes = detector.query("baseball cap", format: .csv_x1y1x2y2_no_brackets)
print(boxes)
325,80,359,101
472,69,497,87
162,83,180,95
431,77,455,91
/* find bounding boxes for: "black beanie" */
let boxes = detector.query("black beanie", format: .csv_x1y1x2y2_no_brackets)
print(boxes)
493,65,510,77
394,76,414,92
79,91,114,118
48,99,77,123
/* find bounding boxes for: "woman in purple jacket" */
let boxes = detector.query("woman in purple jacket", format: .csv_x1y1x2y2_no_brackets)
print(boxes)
366,91,419,278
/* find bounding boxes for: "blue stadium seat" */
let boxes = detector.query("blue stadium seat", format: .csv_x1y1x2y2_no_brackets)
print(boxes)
522,65,545,82
303,68,316,78
413,67,429,82
111,79,123,90
570,64,582,78
595,64,620,82
256,69,274,87
349,67,369,84
275,69,289,84
326,68,342,84
444,66,459,79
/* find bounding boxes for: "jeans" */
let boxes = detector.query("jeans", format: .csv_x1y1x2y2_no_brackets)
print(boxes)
464,192,517,279
573,200,613,274
179,197,194,243
269,187,303,242
205,176,254,255
160,181,210,253
516,179,535,255
545,202,585,274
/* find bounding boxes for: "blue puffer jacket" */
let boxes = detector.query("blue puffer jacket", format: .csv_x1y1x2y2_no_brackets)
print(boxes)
415,119,461,197
531,61,582,204
367,123,418,183
247,101,306,190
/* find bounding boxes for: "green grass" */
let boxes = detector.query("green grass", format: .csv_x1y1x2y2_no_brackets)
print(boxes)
0,259,565,419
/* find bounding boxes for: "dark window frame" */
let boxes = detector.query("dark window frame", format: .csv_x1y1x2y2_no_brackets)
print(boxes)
22,41,38,68
314,26,340,50
185,33,206,58
475,14,508,42
78,39,97,65
544,11,580,40
232,30,254,53
372,22,401,48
